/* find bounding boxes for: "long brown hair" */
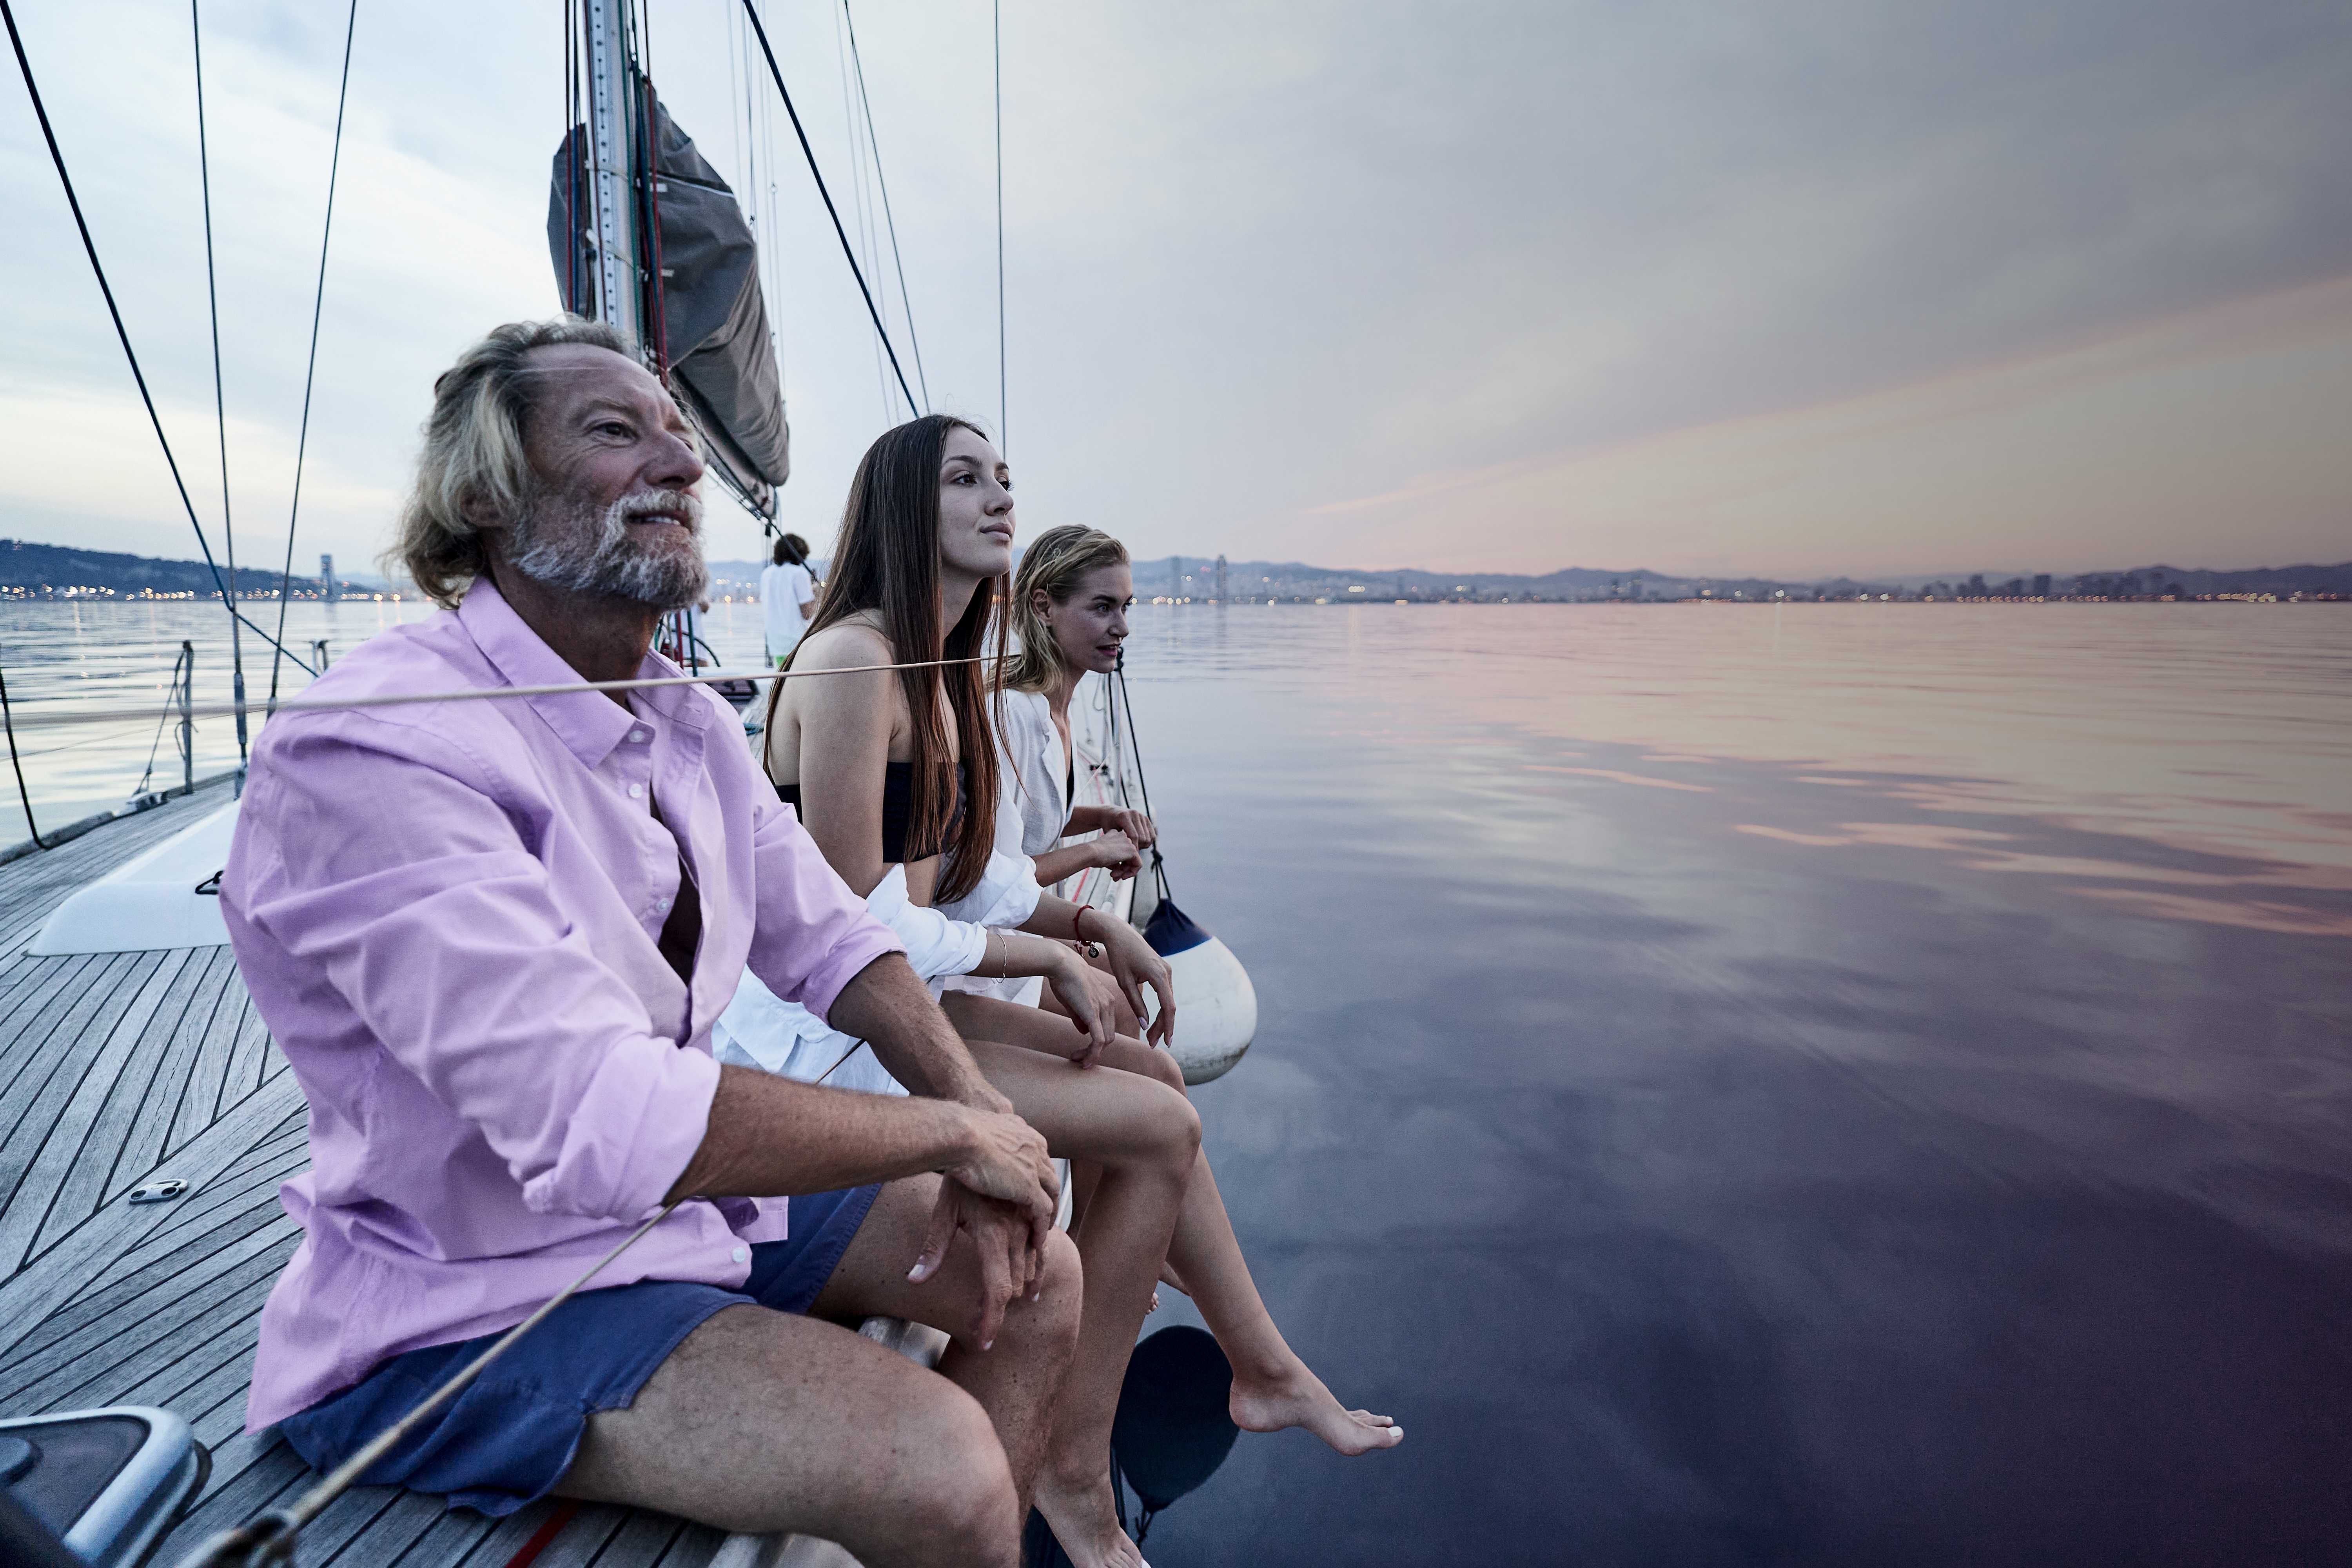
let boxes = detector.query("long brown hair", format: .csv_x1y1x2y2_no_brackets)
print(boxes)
772,414,1004,902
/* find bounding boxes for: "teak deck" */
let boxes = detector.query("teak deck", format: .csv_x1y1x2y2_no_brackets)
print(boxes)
0,782,728,1568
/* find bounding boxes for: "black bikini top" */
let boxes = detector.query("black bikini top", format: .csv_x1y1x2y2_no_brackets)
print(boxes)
778,759,966,863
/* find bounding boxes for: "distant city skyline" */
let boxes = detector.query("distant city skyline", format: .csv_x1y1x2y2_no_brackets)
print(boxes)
1,3,2347,579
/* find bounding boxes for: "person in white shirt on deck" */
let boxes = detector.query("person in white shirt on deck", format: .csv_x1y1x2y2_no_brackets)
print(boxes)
759,532,819,665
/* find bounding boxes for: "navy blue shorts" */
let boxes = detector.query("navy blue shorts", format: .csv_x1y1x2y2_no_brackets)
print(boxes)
275,1185,881,1516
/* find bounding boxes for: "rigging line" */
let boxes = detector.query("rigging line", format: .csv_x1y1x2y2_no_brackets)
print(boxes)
831,0,889,420
173,1200,686,1568
735,0,918,414
267,0,359,707
0,1,316,683
0,664,55,850
191,0,250,769
841,0,929,411
5,655,993,735
993,0,1005,455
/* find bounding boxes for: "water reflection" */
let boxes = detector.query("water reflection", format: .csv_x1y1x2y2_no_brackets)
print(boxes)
1112,604,2350,1563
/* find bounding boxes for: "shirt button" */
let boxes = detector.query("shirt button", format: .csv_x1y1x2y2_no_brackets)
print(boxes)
655,897,671,914
630,730,648,743
731,1246,748,1264
627,782,644,799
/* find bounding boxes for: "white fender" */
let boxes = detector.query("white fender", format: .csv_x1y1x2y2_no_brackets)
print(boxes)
1158,934,1255,1086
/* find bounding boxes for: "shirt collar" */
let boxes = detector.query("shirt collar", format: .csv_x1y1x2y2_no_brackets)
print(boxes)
458,577,704,769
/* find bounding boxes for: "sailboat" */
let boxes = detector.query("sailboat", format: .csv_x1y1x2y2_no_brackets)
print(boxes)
0,3,1254,1564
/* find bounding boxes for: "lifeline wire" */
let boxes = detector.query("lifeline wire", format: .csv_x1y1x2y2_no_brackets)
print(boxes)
735,0,920,414
993,0,1005,454
173,1200,685,1568
0,0,317,682
192,0,252,767
0,665,54,849
0,655,989,736
841,0,928,410
268,0,361,704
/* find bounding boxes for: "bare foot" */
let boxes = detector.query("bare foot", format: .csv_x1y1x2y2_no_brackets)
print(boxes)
1033,1464,1146,1568
1229,1361,1403,1455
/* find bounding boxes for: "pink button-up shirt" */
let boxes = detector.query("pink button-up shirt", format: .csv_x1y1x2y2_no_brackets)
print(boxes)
223,580,903,1430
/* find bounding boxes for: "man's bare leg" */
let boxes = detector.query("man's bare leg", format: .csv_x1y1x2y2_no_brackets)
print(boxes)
948,998,1405,1457
813,1174,1083,1517
559,1174,1080,1568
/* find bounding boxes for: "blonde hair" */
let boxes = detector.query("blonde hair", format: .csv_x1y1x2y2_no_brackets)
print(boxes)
1001,525,1130,693
390,316,631,608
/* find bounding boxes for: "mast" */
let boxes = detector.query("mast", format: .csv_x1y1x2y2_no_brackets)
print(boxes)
585,0,643,355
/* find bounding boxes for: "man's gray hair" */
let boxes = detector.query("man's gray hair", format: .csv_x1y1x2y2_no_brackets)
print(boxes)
392,316,631,608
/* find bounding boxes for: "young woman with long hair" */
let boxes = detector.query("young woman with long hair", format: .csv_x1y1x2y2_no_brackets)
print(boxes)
753,417,1399,1568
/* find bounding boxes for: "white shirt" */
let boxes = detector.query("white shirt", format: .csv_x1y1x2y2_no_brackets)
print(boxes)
991,688,1071,861
759,561,816,656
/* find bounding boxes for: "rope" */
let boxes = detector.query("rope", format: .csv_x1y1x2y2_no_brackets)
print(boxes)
0,0,318,684
841,0,928,411
267,0,359,705
0,665,54,851
993,0,1006,454
191,0,251,768
1113,661,1171,898
174,1201,684,1568
0,655,988,736
735,0,919,414
136,644,192,795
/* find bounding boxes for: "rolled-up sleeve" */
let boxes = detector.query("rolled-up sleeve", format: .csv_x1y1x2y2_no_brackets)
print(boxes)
744,790,906,1019
232,725,717,1222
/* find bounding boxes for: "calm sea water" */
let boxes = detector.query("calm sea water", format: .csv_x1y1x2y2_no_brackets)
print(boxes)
8,599,2350,1561
1111,603,2351,1564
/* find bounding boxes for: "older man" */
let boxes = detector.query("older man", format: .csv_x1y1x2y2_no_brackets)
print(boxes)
222,318,1077,1568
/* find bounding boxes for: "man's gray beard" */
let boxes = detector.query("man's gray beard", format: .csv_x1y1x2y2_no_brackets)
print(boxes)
508,485,710,610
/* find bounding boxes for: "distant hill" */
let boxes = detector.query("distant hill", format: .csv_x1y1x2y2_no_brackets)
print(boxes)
1143,556,2352,602
5,539,2343,604
0,539,380,600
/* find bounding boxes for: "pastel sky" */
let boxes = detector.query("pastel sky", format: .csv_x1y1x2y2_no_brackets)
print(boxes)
2,0,2347,580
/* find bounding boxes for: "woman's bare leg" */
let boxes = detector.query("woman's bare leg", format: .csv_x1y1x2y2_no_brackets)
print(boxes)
946,998,1404,1457
960,1036,1199,1568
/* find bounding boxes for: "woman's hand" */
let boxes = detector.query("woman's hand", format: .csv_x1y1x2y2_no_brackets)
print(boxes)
1088,829,1142,880
1102,809,1157,851
1041,946,1118,1067
1090,910,1176,1047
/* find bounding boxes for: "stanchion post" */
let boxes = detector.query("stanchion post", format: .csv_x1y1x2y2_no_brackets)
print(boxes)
179,640,195,794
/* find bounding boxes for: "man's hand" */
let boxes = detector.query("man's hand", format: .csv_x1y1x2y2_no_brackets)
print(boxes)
909,1105,1058,1349
906,1179,1047,1350
1042,948,1118,1067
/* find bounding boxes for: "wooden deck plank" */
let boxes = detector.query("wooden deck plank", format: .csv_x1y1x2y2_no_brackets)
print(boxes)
0,950,157,1265
99,946,230,1203
0,1065,302,1357
117,947,240,1182
25,949,202,1259
1,1225,280,1410
167,953,262,1155
0,1201,289,1392
218,991,276,1114
313,1489,455,1568
0,955,97,1119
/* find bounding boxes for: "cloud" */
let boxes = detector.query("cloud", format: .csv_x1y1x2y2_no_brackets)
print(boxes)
2,0,2347,576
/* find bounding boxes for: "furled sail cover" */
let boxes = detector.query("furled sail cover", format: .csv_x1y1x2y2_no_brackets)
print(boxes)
548,95,789,511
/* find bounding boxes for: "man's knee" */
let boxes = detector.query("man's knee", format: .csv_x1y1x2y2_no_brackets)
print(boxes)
906,1388,1021,1552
